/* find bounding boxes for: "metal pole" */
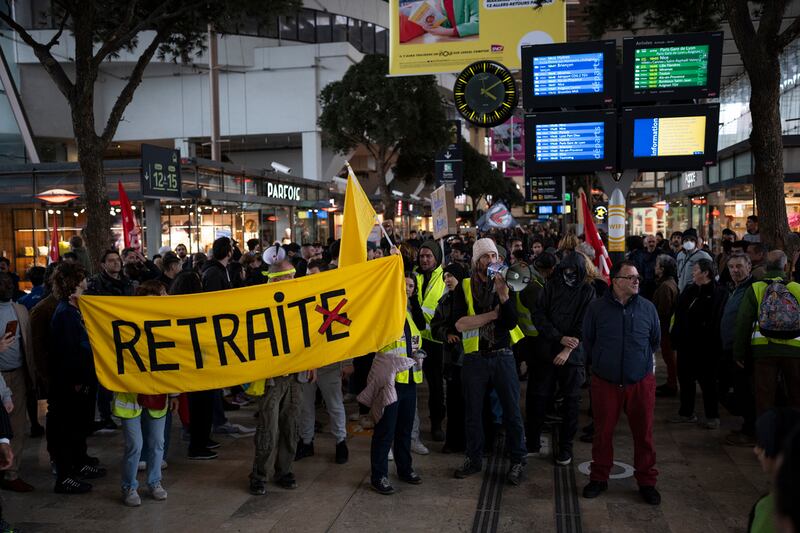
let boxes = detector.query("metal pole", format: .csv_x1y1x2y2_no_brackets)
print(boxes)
208,24,221,162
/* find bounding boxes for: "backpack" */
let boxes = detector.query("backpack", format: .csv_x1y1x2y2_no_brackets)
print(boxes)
757,280,800,339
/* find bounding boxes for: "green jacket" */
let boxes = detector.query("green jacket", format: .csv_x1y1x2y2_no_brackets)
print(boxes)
733,271,800,361
440,0,479,37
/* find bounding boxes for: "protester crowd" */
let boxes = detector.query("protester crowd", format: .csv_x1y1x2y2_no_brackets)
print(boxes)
0,214,799,532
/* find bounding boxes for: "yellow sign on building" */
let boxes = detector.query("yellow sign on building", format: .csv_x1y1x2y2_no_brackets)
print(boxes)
390,0,566,75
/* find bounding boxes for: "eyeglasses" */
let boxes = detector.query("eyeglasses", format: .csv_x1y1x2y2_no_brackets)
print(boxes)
614,275,642,282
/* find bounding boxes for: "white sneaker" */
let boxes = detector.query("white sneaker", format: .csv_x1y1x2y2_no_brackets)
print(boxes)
411,439,430,455
388,449,394,461
149,482,168,501
123,488,141,507
137,461,146,471
359,416,374,430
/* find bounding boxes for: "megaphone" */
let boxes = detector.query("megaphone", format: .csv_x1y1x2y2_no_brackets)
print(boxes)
487,262,534,292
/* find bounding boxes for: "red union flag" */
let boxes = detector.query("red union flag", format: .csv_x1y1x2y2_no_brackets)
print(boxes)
118,181,142,252
48,212,60,263
580,190,611,284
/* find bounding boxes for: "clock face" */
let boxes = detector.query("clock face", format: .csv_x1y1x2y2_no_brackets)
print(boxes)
454,61,518,128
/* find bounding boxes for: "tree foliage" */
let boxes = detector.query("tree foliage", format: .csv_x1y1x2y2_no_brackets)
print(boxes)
462,141,523,215
318,54,449,209
584,0,800,249
0,0,298,265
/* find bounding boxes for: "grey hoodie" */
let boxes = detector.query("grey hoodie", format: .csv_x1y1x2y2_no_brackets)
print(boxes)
677,248,712,292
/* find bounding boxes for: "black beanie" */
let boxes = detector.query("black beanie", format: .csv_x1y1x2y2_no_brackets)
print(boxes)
443,262,467,283
420,240,442,265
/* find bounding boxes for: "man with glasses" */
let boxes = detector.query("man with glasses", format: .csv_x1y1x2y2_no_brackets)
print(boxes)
582,261,662,506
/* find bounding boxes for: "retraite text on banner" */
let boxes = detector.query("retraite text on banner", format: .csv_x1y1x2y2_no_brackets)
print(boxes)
80,255,407,394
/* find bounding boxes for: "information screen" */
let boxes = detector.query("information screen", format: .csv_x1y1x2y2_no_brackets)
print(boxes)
633,45,709,90
633,116,706,157
535,122,604,161
533,52,604,96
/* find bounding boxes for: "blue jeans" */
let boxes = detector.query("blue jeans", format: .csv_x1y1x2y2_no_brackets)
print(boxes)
370,383,416,483
462,349,526,464
141,410,172,462
122,411,166,490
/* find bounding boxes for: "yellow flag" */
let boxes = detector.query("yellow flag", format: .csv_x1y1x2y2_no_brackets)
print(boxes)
80,256,406,394
338,163,377,267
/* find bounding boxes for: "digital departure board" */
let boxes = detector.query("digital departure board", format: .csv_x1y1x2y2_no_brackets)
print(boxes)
621,104,720,171
622,32,723,102
535,122,605,161
522,40,616,109
525,110,617,175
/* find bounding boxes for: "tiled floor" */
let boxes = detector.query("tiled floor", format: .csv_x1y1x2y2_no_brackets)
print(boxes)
2,377,766,532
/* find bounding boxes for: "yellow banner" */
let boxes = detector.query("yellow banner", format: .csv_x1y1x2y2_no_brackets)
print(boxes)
389,0,566,75
80,256,406,394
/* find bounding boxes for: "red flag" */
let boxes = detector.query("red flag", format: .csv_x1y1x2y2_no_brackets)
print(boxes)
118,181,142,252
580,190,611,284
48,212,60,263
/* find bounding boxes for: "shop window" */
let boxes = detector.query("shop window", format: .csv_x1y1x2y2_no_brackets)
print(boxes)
348,19,362,50
734,152,752,177
362,22,375,54
316,12,333,43
333,15,348,42
280,14,298,41
784,146,800,173
224,173,242,194
244,176,258,196
198,169,222,191
720,157,734,181
708,163,719,184
298,9,316,43
375,26,387,55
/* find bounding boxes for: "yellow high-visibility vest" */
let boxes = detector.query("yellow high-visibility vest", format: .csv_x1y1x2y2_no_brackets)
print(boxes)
750,278,800,348
461,278,524,354
112,392,169,419
416,266,446,343
379,310,423,384
515,282,542,337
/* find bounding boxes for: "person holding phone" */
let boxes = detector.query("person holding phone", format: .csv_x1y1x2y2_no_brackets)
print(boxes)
0,272,35,493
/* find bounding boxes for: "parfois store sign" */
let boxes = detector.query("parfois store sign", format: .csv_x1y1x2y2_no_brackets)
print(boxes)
266,181,302,202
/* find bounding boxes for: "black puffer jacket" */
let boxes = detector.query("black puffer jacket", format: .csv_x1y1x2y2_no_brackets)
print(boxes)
532,253,596,365
671,279,728,353
201,260,231,292
85,271,134,296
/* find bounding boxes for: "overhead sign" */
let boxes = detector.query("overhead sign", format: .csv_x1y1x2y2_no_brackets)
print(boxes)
431,185,457,240
390,0,565,76
593,204,608,221
489,115,524,176
525,176,563,203
435,120,463,195
266,181,302,202
141,144,182,199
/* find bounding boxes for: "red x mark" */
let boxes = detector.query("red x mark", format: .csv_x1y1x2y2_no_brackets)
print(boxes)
316,298,352,334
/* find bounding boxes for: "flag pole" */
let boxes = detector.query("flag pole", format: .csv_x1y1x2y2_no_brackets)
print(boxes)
345,161,394,249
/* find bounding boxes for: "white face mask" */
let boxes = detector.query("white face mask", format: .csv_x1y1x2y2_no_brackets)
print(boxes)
683,241,696,252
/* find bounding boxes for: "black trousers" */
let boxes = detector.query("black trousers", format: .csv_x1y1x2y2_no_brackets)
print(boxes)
422,339,445,428
444,365,465,451
370,383,415,483
188,390,215,452
720,350,756,435
527,359,584,453
46,385,92,480
678,348,719,419
352,353,375,415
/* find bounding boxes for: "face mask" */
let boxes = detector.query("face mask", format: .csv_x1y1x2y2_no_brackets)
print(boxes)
563,271,578,287
683,241,696,252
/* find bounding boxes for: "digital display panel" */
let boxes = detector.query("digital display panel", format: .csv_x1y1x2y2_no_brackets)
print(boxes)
533,52,604,96
535,122,605,162
633,116,707,157
522,40,616,109
633,45,709,90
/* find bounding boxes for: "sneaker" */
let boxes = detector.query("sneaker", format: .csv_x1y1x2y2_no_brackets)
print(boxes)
666,414,698,424
555,450,572,466
724,431,756,447
76,464,107,479
213,423,255,435
137,461,146,472
149,482,167,501
295,440,315,461
388,449,394,462
703,418,721,430
54,477,92,494
249,478,267,496
411,439,430,455
370,476,395,495
335,440,349,465
454,458,482,479
206,439,221,450
122,487,141,507
507,462,525,486
399,471,422,485
188,448,218,460
639,485,661,505
583,480,608,499
358,415,374,430
276,473,297,490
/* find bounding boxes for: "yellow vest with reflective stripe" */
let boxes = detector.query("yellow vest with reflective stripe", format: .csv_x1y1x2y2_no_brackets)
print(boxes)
461,279,524,354
750,278,800,348
416,266,446,343
379,310,423,384
112,392,169,419
515,284,541,337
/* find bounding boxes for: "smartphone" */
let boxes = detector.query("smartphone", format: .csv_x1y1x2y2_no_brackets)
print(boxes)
4,320,17,337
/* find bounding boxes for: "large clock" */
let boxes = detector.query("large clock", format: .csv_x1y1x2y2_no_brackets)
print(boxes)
454,60,518,128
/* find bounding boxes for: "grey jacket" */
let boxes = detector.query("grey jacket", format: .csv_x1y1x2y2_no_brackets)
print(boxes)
677,249,712,292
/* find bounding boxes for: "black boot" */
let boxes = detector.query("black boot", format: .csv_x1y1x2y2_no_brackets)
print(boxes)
294,440,314,461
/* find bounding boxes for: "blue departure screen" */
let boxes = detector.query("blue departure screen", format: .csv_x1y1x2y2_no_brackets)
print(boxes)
535,122,605,161
533,53,604,96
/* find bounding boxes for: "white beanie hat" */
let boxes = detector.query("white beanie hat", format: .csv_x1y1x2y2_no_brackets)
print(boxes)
158,245,172,256
472,238,499,266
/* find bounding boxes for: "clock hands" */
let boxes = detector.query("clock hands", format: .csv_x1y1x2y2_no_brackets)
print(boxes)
480,87,498,100
485,79,503,91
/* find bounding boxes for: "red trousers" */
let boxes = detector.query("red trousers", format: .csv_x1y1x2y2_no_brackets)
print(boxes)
590,373,658,487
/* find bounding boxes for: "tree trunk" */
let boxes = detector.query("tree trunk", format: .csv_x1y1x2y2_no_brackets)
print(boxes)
748,53,790,250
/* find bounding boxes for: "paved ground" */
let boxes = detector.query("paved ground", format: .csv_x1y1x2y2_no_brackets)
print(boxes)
3,373,766,532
